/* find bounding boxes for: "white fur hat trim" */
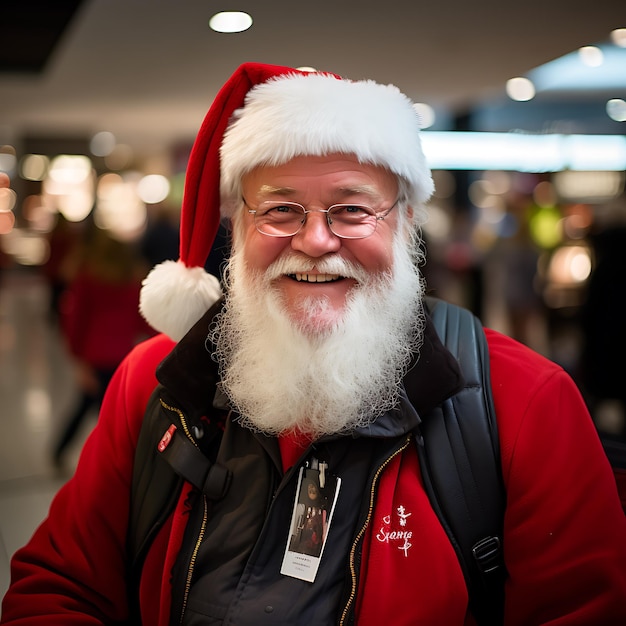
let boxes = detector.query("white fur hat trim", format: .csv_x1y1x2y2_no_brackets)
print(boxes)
220,73,434,217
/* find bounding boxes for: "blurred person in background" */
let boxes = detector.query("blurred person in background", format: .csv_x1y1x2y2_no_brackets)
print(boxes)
140,201,229,283
140,201,180,267
41,213,83,323
52,223,155,467
581,221,626,442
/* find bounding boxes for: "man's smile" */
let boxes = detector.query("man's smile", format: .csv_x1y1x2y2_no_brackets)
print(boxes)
289,273,343,283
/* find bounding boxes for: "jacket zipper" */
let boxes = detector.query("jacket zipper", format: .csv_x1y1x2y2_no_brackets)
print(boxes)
338,434,413,626
160,398,195,441
159,399,209,625
179,495,208,624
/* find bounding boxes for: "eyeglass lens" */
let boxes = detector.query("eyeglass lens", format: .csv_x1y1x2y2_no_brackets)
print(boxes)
254,202,378,239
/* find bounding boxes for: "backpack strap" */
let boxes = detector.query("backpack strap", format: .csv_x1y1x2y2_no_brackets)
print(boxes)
413,296,506,625
127,388,185,622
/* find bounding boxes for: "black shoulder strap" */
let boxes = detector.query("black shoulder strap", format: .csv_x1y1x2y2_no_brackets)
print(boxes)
413,296,506,625
127,390,231,620
126,389,185,620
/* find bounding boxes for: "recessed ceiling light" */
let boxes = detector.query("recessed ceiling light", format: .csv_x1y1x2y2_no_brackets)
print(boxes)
578,45,603,67
413,103,436,129
209,11,253,33
611,28,626,47
606,98,626,122
506,77,535,101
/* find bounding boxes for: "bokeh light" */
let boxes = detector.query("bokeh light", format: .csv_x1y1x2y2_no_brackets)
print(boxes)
137,174,170,204
578,45,604,67
90,131,116,157
0,187,17,213
606,98,626,122
414,103,436,129
95,172,147,240
506,77,535,101
528,205,562,249
43,155,95,222
20,154,50,181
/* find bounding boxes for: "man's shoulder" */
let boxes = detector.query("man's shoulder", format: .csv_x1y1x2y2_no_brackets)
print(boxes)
102,333,177,444
127,332,177,368
483,327,581,440
116,333,176,400
483,327,562,380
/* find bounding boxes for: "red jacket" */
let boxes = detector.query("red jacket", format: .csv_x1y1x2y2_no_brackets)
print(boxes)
2,328,626,624
60,270,155,369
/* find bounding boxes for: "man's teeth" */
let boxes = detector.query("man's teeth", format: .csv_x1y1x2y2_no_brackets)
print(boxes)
292,273,341,283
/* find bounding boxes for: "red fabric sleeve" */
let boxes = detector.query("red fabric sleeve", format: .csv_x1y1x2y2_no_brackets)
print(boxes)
485,329,626,625
0,334,175,624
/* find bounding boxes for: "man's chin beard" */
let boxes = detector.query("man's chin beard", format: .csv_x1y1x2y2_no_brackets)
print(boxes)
262,253,372,339
211,244,425,438
289,293,347,338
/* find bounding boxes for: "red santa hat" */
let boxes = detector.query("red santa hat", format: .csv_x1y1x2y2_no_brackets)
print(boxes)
140,62,434,341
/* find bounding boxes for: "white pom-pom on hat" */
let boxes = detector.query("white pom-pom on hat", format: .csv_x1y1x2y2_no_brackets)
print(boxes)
139,260,222,342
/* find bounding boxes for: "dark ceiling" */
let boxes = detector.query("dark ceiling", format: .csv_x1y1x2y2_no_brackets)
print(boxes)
0,1,85,73
0,1,622,158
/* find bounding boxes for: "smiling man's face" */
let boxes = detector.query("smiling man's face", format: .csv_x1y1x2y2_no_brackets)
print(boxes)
236,153,400,334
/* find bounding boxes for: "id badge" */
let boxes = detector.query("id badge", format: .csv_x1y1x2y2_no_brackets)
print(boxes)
281,462,341,583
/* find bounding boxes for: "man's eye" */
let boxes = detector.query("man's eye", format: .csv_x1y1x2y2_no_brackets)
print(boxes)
332,205,371,217
262,204,302,219
273,205,295,214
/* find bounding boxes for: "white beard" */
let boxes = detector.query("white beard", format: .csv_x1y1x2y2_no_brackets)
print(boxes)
211,236,425,438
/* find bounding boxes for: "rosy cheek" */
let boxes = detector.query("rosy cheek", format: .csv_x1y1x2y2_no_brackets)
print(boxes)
242,232,290,272
349,238,395,274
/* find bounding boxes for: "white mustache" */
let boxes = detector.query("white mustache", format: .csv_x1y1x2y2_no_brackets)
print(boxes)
264,253,370,283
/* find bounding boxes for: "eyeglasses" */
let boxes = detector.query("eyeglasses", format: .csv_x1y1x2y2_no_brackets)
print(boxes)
244,198,399,239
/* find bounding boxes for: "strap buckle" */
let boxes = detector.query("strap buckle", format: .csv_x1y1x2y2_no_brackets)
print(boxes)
472,535,502,574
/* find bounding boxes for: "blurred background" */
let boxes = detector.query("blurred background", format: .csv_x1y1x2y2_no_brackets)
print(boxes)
1,0,625,600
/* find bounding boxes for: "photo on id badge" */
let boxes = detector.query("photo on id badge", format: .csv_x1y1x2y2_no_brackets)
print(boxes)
281,464,341,583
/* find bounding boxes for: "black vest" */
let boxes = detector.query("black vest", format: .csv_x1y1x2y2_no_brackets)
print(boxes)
172,396,420,625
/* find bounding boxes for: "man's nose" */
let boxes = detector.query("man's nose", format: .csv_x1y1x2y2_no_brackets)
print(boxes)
290,211,341,257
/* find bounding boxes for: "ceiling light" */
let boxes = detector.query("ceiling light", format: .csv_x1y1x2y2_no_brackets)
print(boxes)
505,77,535,101
413,103,436,129
606,98,626,122
578,45,603,67
419,131,626,172
611,28,626,47
209,12,253,33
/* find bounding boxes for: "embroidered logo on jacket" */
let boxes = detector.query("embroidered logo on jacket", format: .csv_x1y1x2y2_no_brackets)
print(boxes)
375,505,413,557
